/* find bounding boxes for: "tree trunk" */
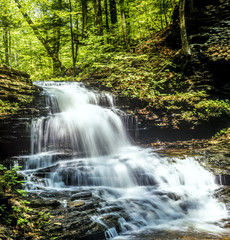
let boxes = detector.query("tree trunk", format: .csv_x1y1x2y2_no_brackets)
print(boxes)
15,52,18,66
52,52,62,73
74,6,79,66
9,30,12,68
81,0,87,39
104,0,109,31
3,29,9,66
120,0,129,48
179,0,191,56
69,0,76,66
0,46,2,62
14,0,65,74
93,0,103,35
109,0,117,24
188,0,195,13
52,0,62,72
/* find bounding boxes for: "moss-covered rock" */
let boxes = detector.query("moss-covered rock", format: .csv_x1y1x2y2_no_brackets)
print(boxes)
0,64,37,118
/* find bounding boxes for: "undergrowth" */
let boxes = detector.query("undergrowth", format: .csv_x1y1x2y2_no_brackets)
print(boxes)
0,100,19,115
0,164,49,239
78,49,230,127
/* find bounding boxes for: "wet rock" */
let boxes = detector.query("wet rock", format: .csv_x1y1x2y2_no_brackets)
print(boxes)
26,189,120,240
98,206,123,214
68,202,97,212
100,214,121,229
46,208,108,240
0,94,48,161
70,192,92,201
28,198,61,208
215,175,230,186
68,200,85,208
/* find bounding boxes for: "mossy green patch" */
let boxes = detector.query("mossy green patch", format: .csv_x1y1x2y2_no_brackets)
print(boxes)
0,64,36,117
78,50,230,128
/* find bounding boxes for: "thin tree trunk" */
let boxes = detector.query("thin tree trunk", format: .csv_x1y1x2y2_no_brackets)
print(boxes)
179,0,191,56
9,31,12,68
69,0,75,66
52,0,62,72
52,52,62,73
104,0,110,43
3,29,9,66
75,8,79,65
93,0,103,35
0,46,2,62
188,0,195,13
15,52,18,66
104,0,109,31
81,0,87,39
120,0,129,48
109,0,117,24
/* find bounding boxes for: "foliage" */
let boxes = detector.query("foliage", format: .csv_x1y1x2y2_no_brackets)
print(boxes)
45,76,80,82
0,165,24,193
0,0,178,77
1,0,229,129
0,100,19,115
0,165,28,227
213,128,230,140
0,164,49,237
78,46,230,127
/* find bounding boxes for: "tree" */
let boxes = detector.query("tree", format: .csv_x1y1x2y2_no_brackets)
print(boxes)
69,0,79,67
109,0,117,25
104,0,110,32
3,29,10,66
14,0,65,74
179,0,191,56
81,0,88,38
0,0,179,79
0,0,17,66
119,0,129,48
93,0,103,35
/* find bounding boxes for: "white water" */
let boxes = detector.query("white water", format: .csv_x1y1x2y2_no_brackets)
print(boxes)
21,82,228,238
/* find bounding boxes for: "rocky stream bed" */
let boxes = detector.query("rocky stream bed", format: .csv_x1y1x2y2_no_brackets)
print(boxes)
1,82,230,240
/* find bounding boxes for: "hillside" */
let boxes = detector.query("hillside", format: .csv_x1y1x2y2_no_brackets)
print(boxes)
79,0,230,141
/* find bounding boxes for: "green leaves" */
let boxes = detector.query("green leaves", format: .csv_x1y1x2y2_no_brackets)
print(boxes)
0,165,24,193
0,164,50,235
0,0,179,78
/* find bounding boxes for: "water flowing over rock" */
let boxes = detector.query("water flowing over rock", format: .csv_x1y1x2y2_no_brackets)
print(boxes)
17,82,229,239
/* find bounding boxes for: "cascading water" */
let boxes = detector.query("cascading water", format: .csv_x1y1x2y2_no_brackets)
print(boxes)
19,82,228,239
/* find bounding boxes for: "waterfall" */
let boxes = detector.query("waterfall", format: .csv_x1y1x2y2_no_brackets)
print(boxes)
20,81,228,238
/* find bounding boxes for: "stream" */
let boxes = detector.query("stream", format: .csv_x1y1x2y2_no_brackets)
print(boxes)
11,82,230,239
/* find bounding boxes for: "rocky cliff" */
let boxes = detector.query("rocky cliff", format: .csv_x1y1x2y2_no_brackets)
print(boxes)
0,64,39,160
132,0,230,139
0,64,37,118
167,0,230,94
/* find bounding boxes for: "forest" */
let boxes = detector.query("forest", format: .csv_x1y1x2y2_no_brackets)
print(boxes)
1,0,230,133
0,0,177,78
